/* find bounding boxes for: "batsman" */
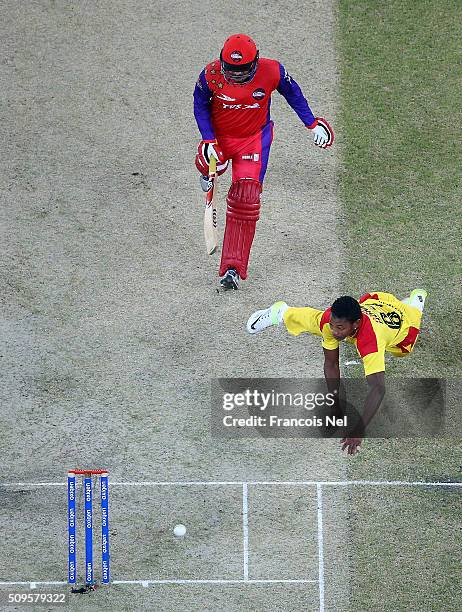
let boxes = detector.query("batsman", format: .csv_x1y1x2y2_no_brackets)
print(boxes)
194,34,334,290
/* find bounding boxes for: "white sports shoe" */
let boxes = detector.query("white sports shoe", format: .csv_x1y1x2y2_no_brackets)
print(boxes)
246,301,288,334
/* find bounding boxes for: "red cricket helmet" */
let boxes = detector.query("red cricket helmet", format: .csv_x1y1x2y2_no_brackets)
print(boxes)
220,34,259,84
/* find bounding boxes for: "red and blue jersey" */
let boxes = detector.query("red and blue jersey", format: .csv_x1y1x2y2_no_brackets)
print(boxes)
194,58,316,140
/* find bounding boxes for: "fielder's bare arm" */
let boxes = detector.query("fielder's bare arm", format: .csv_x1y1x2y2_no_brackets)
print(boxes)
193,33,334,290
247,290,427,454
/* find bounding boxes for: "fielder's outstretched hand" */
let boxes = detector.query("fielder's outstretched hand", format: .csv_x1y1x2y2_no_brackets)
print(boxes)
341,437,362,455
310,117,334,149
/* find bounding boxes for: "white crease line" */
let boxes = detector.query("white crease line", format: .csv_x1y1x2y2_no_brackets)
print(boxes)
314,480,462,487
316,484,325,612
0,582,67,587
112,481,244,486
0,483,68,487
0,579,317,588
1,480,461,488
112,579,317,585
242,483,249,581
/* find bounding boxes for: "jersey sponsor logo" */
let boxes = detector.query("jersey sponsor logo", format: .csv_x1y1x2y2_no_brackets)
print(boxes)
216,93,237,101
196,78,203,90
380,311,402,329
284,68,292,83
361,306,383,325
222,102,260,109
230,50,243,62
252,88,266,100
361,305,402,329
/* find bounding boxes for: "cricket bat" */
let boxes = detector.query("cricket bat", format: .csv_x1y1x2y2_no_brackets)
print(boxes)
203,156,217,254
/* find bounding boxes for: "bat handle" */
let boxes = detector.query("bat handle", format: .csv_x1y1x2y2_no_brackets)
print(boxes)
209,156,217,175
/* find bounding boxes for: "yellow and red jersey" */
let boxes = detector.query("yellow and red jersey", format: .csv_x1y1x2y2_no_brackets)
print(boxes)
283,292,423,376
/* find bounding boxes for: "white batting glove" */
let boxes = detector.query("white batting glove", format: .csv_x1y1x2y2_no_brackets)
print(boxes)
310,118,334,149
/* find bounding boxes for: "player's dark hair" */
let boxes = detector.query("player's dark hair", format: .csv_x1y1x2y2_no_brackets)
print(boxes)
331,296,361,322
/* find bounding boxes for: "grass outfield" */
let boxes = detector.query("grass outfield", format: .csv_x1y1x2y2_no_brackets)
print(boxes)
337,2,461,610
338,0,461,377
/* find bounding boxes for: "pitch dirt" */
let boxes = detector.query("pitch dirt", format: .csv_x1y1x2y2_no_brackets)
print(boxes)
0,1,347,610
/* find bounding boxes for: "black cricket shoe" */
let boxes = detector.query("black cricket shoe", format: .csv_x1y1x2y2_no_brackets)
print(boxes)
220,268,240,290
